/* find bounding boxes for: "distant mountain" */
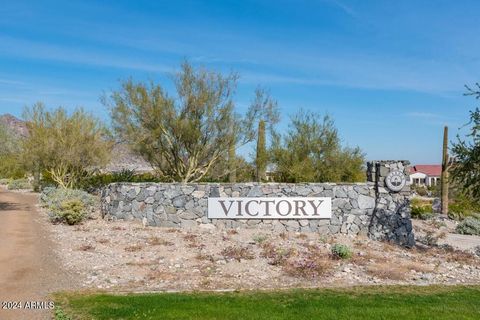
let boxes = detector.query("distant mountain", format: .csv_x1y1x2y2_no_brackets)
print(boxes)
0,113,153,173
0,113,29,138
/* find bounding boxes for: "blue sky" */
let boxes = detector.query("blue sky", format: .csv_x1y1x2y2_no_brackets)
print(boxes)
1,0,479,164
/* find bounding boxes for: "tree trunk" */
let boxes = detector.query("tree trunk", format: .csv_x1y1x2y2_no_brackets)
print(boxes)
441,126,449,215
256,120,267,182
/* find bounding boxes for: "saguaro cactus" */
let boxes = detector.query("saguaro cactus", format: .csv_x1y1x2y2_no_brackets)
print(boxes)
441,126,450,215
228,142,236,183
256,120,267,182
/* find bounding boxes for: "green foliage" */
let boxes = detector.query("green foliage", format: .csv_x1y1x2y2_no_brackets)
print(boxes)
56,199,85,225
271,110,365,183
331,243,353,259
106,61,239,183
412,184,429,197
54,306,72,320
22,103,112,189
456,217,480,235
451,95,480,201
78,170,161,192
0,122,26,178
0,178,12,185
7,178,32,190
448,193,480,220
252,234,268,244
411,198,435,220
40,187,96,225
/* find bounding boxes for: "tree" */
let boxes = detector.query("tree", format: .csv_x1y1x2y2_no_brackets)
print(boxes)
22,103,112,188
244,87,280,182
272,110,365,183
107,61,239,183
451,100,480,201
0,122,24,178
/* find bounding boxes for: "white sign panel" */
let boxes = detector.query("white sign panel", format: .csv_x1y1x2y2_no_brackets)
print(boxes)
208,197,331,219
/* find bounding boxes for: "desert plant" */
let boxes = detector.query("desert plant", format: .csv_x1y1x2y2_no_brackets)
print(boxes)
411,198,435,220
0,178,12,185
55,199,85,225
283,251,332,278
261,242,295,266
253,234,269,244
41,187,96,225
331,243,353,259
7,178,31,190
271,110,365,183
456,217,480,236
221,246,255,261
22,104,112,188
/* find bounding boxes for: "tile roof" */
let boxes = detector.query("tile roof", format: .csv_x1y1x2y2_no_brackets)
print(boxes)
410,165,442,176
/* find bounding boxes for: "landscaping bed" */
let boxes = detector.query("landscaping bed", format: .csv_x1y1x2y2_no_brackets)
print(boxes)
41,207,480,292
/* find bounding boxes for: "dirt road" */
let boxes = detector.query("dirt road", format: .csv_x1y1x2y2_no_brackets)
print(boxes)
0,187,74,320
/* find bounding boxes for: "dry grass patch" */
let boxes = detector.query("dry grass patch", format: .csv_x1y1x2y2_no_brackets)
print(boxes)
195,253,215,262
221,246,255,261
366,262,409,280
146,236,174,246
125,244,143,252
111,225,126,231
126,260,158,267
283,252,333,278
226,229,238,235
261,242,295,266
96,238,109,244
77,244,95,251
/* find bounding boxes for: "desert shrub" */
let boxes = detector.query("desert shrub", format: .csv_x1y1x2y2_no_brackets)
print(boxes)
261,242,295,266
448,193,480,220
40,187,96,225
412,185,428,197
0,178,12,185
55,199,85,225
78,170,161,192
456,217,480,236
252,234,269,244
283,251,332,278
331,243,353,259
221,246,255,261
411,198,435,220
7,178,32,190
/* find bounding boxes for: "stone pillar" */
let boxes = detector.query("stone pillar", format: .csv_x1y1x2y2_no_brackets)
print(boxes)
367,160,415,247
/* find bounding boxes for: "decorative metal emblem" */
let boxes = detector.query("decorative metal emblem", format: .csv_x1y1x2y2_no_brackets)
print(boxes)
385,170,406,192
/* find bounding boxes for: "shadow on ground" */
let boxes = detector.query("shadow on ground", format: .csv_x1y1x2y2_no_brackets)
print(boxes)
0,201,30,211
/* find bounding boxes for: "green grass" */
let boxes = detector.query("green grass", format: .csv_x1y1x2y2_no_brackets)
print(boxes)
55,285,480,320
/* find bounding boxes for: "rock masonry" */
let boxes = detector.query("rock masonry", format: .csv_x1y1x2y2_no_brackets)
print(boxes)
101,161,415,247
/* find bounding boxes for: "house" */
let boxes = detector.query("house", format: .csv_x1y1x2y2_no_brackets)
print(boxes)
409,165,442,187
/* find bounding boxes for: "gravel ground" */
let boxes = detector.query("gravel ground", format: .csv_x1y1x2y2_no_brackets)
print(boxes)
41,208,480,292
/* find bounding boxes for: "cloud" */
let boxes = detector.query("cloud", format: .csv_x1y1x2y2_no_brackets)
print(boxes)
405,112,442,119
0,35,173,73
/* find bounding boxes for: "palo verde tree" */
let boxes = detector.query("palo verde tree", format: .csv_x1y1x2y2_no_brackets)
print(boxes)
107,61,240,183
451,83,480,202
272,110,365,183
22,103,112,188
0,121,24,178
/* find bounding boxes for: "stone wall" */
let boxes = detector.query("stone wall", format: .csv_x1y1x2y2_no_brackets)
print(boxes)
101,161,415,247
